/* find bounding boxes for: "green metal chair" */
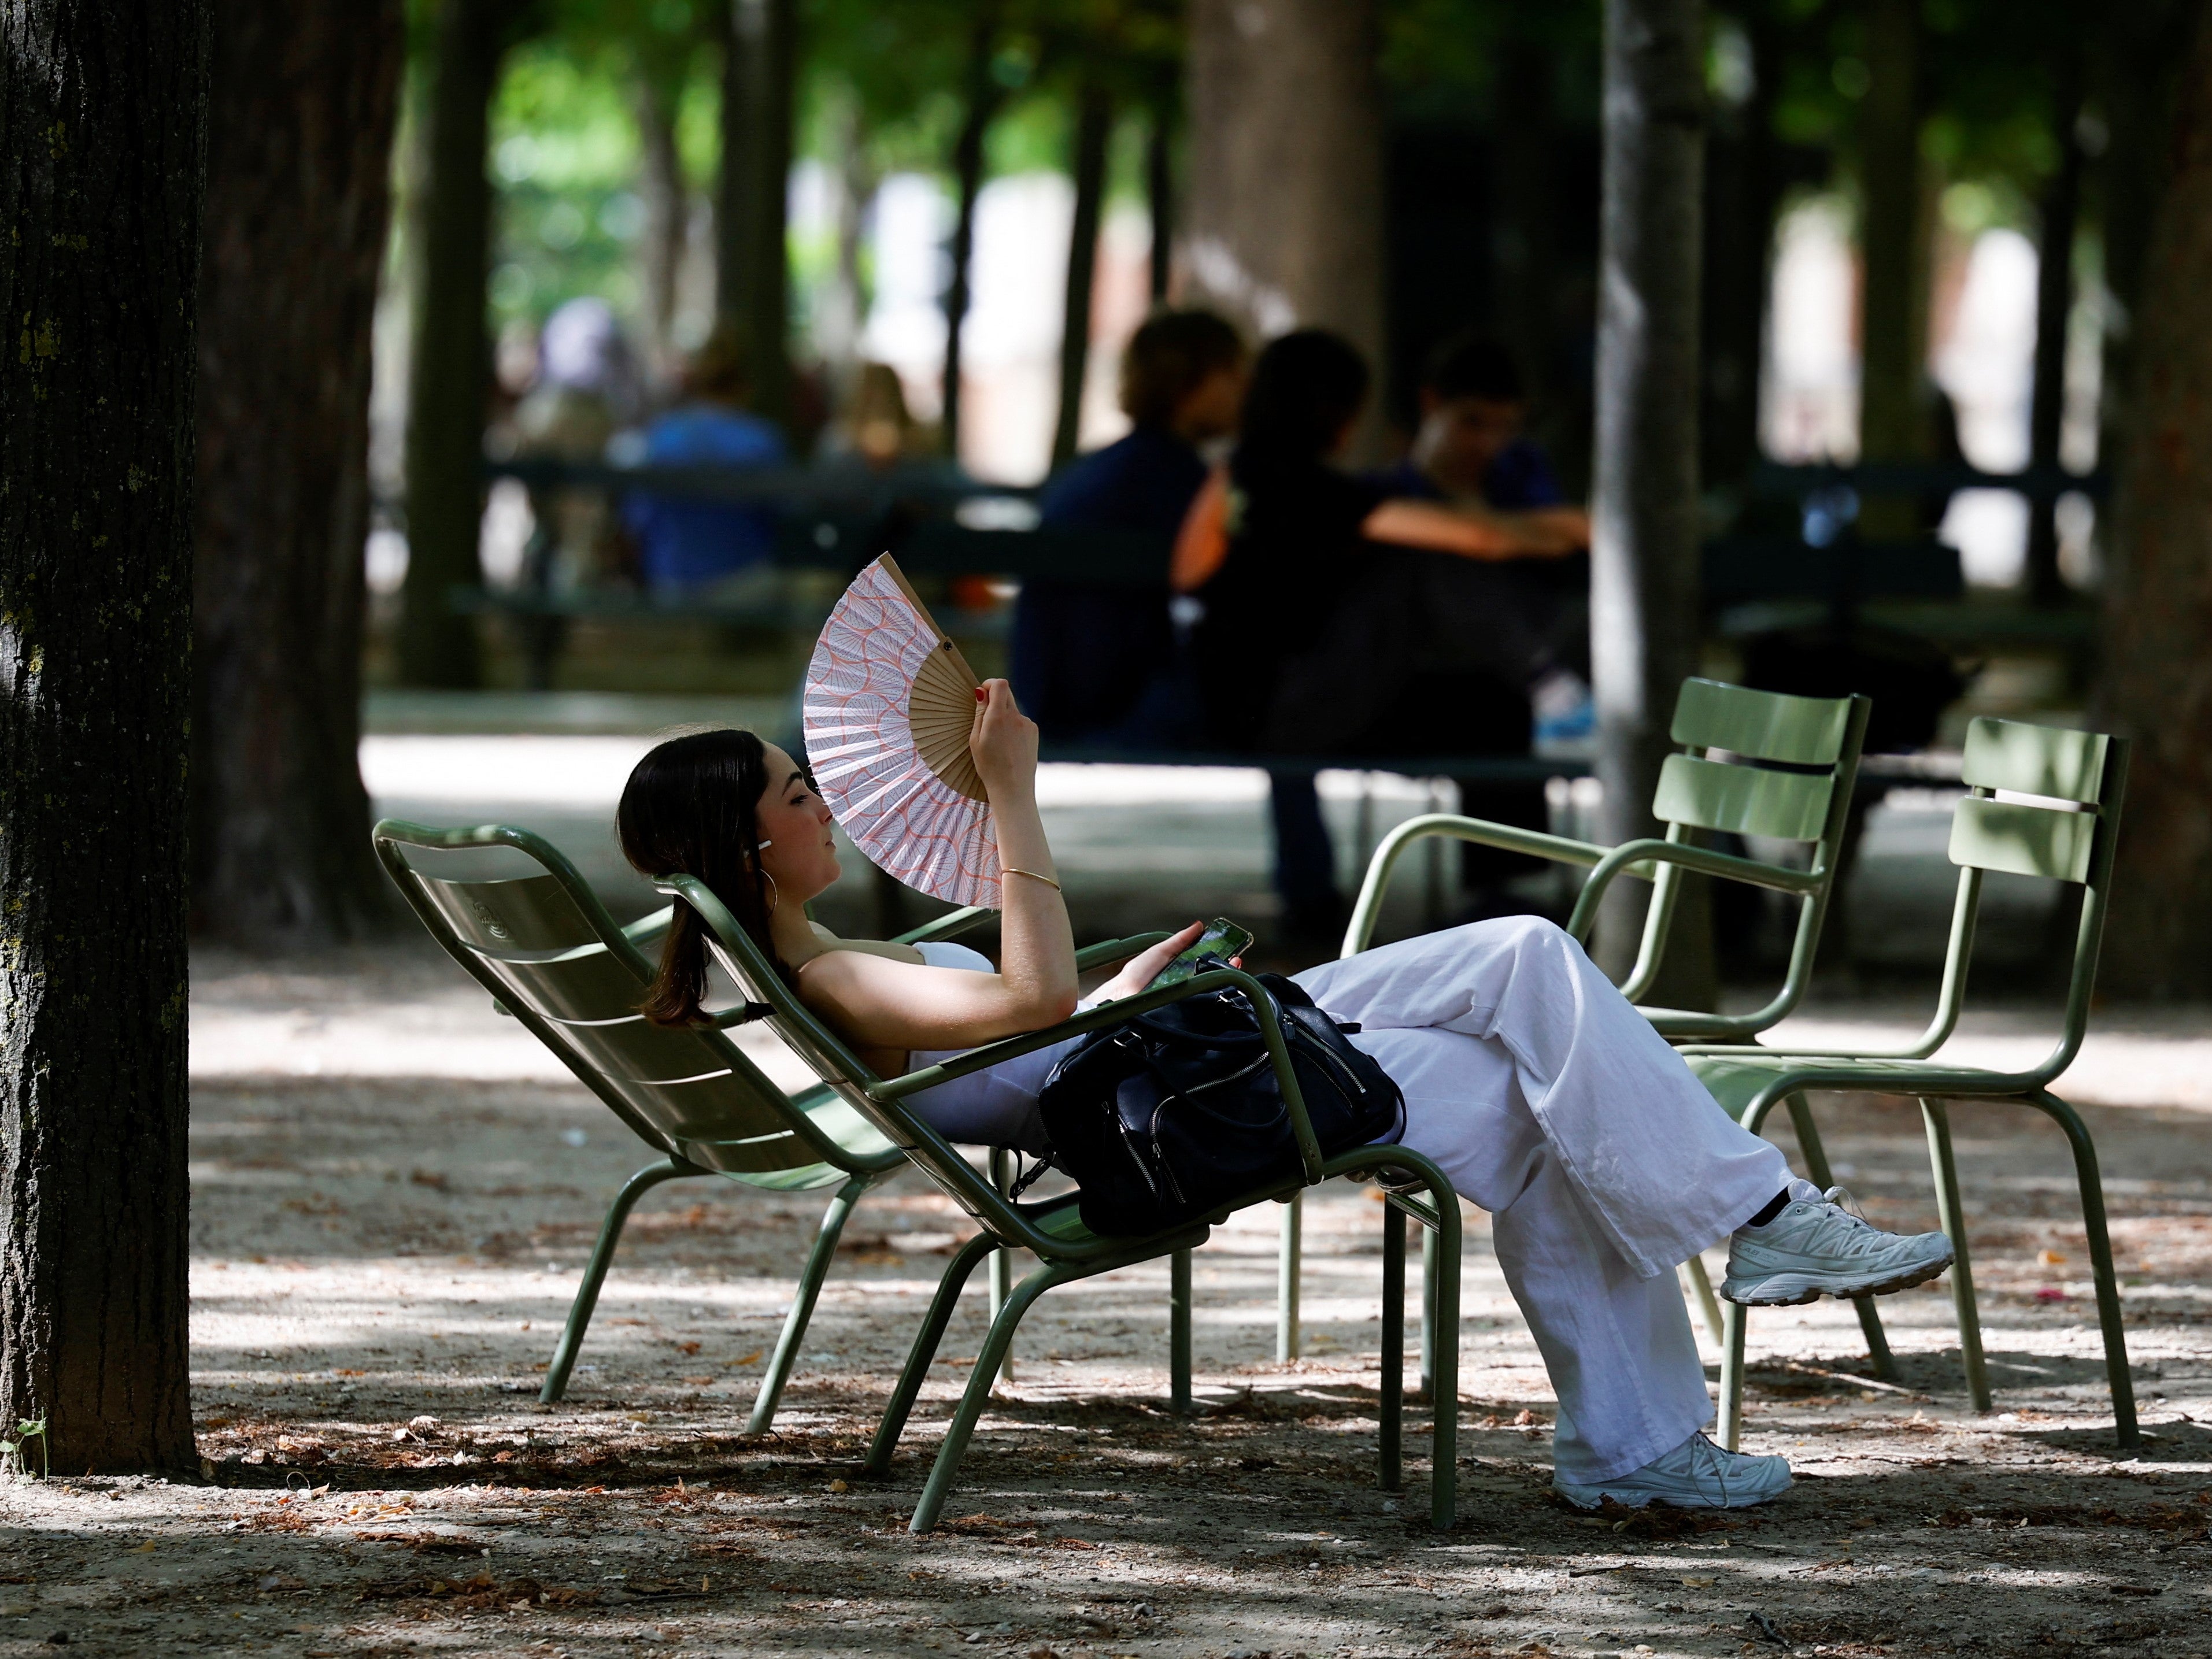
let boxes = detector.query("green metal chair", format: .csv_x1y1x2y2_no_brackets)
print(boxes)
664,870,1470,1534
1682,717,2137,1451
375,819,933,1428
1295,679,1874,1376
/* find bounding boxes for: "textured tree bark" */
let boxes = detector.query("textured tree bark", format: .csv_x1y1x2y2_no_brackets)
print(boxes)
194,0,405,946
634,69,689,386
1052,79,1113,468
2096,3,2212,999
716,0,794,423
1856,0,1929,500
2023,54,2084,606
397,0,530,689
0,0,208,1472
1183,0,1385,450
1700,10,1781,491
2096,5,2192,466
940,8,1004,461
1590,0,1710,994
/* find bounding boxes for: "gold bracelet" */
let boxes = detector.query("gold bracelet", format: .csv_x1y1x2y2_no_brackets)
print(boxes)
1003,866,1062,893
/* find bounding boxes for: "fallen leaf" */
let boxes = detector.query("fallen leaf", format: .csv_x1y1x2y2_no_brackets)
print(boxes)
1678,1575,1715,1587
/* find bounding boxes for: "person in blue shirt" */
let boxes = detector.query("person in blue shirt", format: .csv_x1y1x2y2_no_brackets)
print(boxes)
620,329,787,595
1008,309,1246,744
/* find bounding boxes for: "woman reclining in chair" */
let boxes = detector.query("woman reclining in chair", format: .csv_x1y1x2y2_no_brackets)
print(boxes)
615,690,1954,1512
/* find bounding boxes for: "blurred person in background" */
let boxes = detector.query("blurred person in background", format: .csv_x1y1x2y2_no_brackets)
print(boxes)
1009,308,1247,746
1177,329,1586,945
823,361,937,468
513,297,640,591
619,327,788,596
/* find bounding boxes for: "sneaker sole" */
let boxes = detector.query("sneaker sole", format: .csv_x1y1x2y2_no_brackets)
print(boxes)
1719,1250,1953,1308
1553,1477,1791,1512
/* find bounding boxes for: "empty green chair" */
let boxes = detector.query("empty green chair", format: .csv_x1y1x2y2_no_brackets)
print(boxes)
375,819,924,1428
1684,717,2137,1450
663,869,1470,1534
1305,679,1874,1376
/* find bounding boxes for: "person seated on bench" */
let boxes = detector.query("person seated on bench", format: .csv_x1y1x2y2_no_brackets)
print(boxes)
1009,308,1247,747
619,328,787,597
1174,329,1588,943
616,710,1955,1511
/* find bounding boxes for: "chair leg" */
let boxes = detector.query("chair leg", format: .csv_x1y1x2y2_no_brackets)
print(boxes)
539,1158,697,1404
1419,1225,1439,1401
1426,1190,1462,1532
1717,1299,1748,1451
1277,1192,1303,1361
989,1149,1017,1384
1170,1248,1193,1412
864,1232,998,1476
1784,1092,1896,1381
1919,1099,1991,1413
1681,1255,1726,1349
2028,1090,2139,1450
910,1258,1082,1534
1379,1205,1405,1493
746,1173,874,1434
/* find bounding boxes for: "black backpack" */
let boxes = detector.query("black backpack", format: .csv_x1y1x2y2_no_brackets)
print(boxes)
1033,961,1404,1237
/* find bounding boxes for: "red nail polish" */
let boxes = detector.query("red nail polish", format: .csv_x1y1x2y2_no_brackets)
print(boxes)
975,687,987,702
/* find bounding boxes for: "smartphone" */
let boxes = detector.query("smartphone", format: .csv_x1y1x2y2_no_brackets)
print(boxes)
1147,916,1256,988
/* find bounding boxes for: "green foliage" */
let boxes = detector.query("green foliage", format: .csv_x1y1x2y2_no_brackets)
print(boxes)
0,1416,47,1483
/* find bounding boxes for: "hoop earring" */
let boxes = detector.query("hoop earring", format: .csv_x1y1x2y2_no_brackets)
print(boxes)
760,870,780,914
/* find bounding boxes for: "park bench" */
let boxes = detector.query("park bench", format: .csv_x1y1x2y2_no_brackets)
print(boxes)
658,870,1472,1533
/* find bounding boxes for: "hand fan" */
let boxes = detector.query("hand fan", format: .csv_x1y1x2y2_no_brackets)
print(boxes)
801,555,1001,907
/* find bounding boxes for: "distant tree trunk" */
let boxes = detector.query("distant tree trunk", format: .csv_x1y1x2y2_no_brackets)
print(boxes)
2096,5,2193,468
1146,97,1174,303
398,0,529,688
1184,0,1386,450
1591,0,1710,994
1052,79,1113,468
2024,55,2086,605
816,95,875,378
1700,8,1781,490
941,9,1005,461
635,69,688,387
1857,0,1929,517
1492,25,1560,412
194,0,405,947
717,0,795,424
2096,2,2212,999
0,0,207,1472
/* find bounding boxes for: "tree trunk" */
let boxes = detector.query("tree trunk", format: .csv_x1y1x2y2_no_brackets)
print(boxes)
1591,0,1710,993
1146,97,1174,303
716,0,794,424
1052,79,1113,468
2096,5,2192,469
1183,0,1386,451
397,0,527,688
0,0,208,1472
2096,2,2212,999
1492,26,1560,411
634,69,688,388
194,0,405,947
1700,9,1781,490
941,9,1004,461
1857,0,1928,494
2023,54,2085,605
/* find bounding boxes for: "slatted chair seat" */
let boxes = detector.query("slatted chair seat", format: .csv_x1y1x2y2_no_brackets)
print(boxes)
373,821,912,1430
662,871,1471,1535
1683,717,2137,1452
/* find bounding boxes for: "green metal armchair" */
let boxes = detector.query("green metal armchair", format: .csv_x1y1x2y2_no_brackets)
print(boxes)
665,870,1470,1533
1684,717,2137,1451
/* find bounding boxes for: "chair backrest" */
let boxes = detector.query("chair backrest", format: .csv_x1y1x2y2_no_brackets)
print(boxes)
665,872,1038,1243
1922,718,2129,1076
1622,679,1871,1014
373,821,887,1179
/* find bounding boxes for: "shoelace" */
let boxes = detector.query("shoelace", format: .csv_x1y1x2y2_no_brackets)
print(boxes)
1678,1431,1734,1505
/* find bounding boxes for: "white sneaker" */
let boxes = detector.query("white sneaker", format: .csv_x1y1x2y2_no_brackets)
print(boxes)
1722,1185,1954,1307
1554,1432,1791,1510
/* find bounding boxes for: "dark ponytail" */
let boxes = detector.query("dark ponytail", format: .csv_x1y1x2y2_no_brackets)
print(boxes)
616,728,785,1025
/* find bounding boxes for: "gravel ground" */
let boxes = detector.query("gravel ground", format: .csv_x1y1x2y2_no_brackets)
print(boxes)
2,950,2209,1659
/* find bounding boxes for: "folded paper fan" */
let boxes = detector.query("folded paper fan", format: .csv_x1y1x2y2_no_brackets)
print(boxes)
801,555,1001,907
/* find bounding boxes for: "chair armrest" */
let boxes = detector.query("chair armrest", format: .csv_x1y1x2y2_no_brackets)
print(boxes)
621,904,676,947
1563,838,1824,943
872,965,1325,1184
892,905,997,946
1344,812,1610,956
1074,931,1172,972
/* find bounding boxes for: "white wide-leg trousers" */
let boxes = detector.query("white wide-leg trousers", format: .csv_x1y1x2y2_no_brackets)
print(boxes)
906,916,1793,1483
